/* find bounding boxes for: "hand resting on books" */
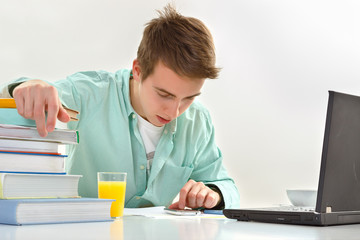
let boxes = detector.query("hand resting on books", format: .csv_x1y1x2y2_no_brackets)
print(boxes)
12,80,70,137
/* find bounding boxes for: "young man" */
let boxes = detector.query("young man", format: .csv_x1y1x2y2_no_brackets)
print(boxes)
2,5,240,209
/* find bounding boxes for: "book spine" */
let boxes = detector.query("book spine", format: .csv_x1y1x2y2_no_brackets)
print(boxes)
0,171,66,175
1,196,81,200
0,151,67,157
0,174,3,199
0,150,61,155
0,200,19,225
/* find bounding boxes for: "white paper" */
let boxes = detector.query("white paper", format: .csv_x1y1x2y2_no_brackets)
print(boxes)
123,206,228,220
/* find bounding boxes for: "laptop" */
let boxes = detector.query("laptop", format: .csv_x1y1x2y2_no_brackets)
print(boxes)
224,90,360,226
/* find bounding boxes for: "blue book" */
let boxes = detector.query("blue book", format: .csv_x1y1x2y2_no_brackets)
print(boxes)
0,108,36,126
0,198,114,225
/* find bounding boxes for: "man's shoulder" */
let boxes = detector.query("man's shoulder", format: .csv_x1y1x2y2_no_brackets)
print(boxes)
67,69,130,84
180,100,212,124
176,101,215,141
187,100,210,114
56,69,131,106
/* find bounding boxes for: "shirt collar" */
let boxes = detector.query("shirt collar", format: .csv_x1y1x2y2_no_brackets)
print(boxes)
168,118,177,134
122,69,136,117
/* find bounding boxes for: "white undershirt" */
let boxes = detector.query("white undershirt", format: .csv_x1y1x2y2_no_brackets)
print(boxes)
135,113,164,178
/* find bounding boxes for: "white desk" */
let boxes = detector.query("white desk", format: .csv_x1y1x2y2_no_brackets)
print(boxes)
1,216,360,240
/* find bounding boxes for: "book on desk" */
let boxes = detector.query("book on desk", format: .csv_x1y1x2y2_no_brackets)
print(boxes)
0,102,113,225
0,198,114,225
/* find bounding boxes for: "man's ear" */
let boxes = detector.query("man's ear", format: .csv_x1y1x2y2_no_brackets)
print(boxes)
132,59,142,83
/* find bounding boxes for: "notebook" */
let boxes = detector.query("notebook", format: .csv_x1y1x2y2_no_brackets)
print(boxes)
224,90,360,226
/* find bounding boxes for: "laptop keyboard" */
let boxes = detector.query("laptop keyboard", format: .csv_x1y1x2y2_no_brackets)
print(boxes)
257,205,315,212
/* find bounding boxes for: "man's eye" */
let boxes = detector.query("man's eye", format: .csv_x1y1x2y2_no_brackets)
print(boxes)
158,92,171,98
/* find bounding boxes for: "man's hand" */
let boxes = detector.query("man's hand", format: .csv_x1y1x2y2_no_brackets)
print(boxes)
168,179,221,210
12,80,70,137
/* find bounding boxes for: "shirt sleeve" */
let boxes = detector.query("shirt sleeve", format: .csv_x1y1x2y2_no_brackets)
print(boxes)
0,77,31,98
189,109,240,209
0,84,11,98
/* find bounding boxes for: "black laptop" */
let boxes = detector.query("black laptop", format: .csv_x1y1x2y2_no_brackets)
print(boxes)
224,91,360,226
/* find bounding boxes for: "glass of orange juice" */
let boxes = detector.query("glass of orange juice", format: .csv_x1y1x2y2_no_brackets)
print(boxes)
97,172,127,218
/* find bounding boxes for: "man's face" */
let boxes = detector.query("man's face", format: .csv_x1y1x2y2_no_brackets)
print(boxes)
132,60,205,127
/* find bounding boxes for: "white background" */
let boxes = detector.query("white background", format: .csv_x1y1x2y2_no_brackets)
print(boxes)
1,0,360,207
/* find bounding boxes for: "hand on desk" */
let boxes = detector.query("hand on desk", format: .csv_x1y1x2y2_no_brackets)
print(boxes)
168,179,221,210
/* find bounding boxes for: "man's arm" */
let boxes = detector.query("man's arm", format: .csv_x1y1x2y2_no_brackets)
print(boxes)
169,107,240,210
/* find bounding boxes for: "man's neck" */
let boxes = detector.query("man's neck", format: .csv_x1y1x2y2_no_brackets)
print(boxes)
129,78,145,118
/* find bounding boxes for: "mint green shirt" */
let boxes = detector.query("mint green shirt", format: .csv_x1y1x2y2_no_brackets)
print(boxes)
15,70,240,208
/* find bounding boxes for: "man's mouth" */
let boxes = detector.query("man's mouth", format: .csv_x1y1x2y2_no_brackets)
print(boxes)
157,115,171,124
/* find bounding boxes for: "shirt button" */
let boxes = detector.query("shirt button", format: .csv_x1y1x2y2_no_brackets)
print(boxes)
132,114,136,119
136,196,141,200
140,165,145,170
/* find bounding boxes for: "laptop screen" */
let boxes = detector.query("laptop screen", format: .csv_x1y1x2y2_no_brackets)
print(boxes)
317,91,360,213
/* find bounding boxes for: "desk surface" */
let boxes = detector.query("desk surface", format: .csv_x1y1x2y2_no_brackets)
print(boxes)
1,216,360,240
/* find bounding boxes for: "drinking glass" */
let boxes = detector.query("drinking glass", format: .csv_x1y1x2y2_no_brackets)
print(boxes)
98,172,127,218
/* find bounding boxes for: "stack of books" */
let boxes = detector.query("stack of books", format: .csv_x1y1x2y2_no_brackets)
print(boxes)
0,98,113,225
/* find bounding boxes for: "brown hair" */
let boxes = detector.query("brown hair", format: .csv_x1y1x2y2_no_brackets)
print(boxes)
137,4,220,81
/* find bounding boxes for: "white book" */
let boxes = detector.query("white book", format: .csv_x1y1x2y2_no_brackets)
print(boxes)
0,124,79,144
0,138,61,153
0,173,81,199
0,151,66,174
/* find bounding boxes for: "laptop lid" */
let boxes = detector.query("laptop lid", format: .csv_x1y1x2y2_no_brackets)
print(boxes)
316,91,360,213
224,90,360,225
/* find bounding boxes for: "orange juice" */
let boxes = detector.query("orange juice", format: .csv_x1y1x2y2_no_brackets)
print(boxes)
98,181,126,217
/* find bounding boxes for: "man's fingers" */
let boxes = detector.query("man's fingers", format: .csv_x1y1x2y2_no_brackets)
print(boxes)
14,95,25,116
23,91,34,119
57,105,70,123
34,102,47,137
176,180,222,209
178,180,196,209
168,201,180,209
195,187,209,208
45,98,60,133
204,191,219,209
187,181,205,208
11,80,65,138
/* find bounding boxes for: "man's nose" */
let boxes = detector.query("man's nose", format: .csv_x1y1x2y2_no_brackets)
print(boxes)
167,100,181,119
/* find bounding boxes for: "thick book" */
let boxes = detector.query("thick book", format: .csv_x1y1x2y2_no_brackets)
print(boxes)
0,138,61,154
0,124,79,144
0,98,79,121
0,198,114,225
0,151,66,174
0,173,81,199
